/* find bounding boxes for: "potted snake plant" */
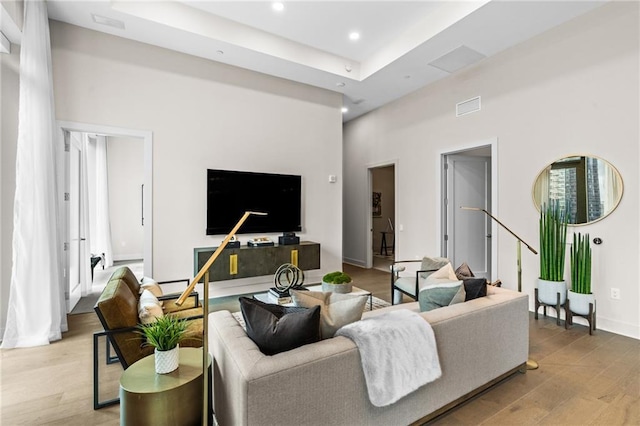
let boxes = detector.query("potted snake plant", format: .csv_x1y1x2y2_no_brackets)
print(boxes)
568,232,593,315
538,202,568,306
137,315,188,374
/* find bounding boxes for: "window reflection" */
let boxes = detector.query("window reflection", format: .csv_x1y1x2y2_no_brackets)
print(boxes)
532,156,623,225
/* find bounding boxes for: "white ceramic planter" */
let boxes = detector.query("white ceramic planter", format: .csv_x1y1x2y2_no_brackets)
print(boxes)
322,281,352,293
537,279,567,305
155,345,179,374
567,290,595,316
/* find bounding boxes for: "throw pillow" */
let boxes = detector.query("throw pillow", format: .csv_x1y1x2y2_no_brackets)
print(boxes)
239,297,321,355
138,289,164,324
455,262,475,280
488,279,502,287
419,257,450,279
462,277,487,301
290,290,368,339
425,263,458,282
140,278,163,306
418,280,465,312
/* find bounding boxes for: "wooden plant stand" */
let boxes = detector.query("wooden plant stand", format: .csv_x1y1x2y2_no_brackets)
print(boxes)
534,288,565,326
564,299,596,335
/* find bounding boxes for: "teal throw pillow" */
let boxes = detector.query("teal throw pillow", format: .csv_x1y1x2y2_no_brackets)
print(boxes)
418,280,466,312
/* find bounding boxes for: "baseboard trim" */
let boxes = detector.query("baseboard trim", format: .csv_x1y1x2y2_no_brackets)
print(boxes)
113,254,143,262
343,257,366,268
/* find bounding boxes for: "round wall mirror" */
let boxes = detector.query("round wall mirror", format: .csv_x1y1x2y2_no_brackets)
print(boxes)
532,155,623,225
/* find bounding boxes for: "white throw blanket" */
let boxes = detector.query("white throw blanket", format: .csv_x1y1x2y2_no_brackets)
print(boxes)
336,309,441,407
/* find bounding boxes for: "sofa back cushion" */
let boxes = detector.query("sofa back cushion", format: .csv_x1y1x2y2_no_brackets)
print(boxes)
94,278,150,368
108,266,141,300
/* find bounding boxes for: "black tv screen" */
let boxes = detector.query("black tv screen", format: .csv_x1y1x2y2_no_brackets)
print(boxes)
206,169,302,235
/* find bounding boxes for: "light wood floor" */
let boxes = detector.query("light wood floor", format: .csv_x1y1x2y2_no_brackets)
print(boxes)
1,265,638,425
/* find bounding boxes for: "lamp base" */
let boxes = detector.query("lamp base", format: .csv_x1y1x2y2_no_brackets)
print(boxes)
526,359,539,370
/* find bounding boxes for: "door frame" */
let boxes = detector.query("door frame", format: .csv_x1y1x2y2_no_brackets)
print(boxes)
365,160,398,269
437,138,498,279
57,121,154,278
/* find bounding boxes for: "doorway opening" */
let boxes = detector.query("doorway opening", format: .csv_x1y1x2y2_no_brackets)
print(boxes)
440,139,497,280
58,122,153,312
367,163,396,272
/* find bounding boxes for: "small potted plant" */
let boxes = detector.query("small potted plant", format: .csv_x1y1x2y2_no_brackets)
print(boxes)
137,315,188,374
537,202,568,306
568,232,593,315
322,271,353,293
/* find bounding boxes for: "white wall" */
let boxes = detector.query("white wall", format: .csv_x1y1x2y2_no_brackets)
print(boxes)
343,2,639,338
0,19,342,325
106,135,144,261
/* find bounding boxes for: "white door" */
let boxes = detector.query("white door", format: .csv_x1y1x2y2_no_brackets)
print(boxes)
66,133,83,311
444,154,491,279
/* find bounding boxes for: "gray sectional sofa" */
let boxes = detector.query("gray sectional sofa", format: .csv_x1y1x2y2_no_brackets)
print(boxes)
208,286,529,426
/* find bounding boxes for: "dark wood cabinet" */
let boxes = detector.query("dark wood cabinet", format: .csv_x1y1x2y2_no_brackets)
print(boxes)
193,241,320,282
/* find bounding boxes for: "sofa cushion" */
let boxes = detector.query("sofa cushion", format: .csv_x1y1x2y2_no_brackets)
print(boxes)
290,290,368,339
239,297,321,355
426,263,458,282
418,280,465,312
109,266,141,299
140,277,164,306
138,289,164,324
455,262,475,280
419,257,450,279
462,278,488,301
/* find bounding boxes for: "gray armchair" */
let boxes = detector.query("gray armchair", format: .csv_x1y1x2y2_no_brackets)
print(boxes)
390,257,450,304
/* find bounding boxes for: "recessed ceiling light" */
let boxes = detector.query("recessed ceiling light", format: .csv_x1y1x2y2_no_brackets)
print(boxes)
216,50,224,55
336,82,346,87
91,14,125,30
272,2,285,12
349,32,360,41
341,107,349,113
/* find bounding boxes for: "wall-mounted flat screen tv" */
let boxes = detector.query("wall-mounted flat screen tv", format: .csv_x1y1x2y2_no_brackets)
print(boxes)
206,169,302,235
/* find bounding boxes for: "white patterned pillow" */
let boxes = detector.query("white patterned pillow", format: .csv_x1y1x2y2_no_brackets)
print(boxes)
138,289,164,324
140,278,163,306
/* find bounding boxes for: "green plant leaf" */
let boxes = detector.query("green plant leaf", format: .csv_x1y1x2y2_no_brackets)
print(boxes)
136,315,189,351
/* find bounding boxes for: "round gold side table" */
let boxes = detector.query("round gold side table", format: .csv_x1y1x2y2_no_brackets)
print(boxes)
120,347,211,426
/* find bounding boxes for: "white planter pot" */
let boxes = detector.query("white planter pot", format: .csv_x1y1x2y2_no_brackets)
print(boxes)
155,345,179,374
537,279,567,305
322,281,352,293
567,290,595,316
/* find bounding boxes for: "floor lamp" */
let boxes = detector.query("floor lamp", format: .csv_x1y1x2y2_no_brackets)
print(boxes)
460,207,539,370
175,211,267,425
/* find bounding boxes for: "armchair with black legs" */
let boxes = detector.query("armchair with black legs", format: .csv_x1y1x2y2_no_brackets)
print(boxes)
92,266,203,409
390,256,450,304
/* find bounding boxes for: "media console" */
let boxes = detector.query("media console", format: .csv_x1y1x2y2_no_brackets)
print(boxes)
193,241,320,282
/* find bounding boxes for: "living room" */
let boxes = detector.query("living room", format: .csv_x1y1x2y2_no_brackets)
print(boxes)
1,1,638,425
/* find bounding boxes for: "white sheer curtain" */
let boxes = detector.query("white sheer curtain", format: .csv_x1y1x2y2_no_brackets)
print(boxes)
2,0,67,348
92,135,114,268
80,134,93,296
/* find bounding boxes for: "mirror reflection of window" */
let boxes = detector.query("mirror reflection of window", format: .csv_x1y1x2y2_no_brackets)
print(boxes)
532,155,623,226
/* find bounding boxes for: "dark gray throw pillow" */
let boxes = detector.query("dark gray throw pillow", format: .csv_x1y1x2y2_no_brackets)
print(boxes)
239,297,321,355
462,277,487,301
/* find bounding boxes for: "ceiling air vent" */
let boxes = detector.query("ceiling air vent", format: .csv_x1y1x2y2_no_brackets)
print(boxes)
456,96,481,117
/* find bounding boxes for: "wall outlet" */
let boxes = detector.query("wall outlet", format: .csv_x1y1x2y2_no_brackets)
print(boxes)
611,288,621,300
